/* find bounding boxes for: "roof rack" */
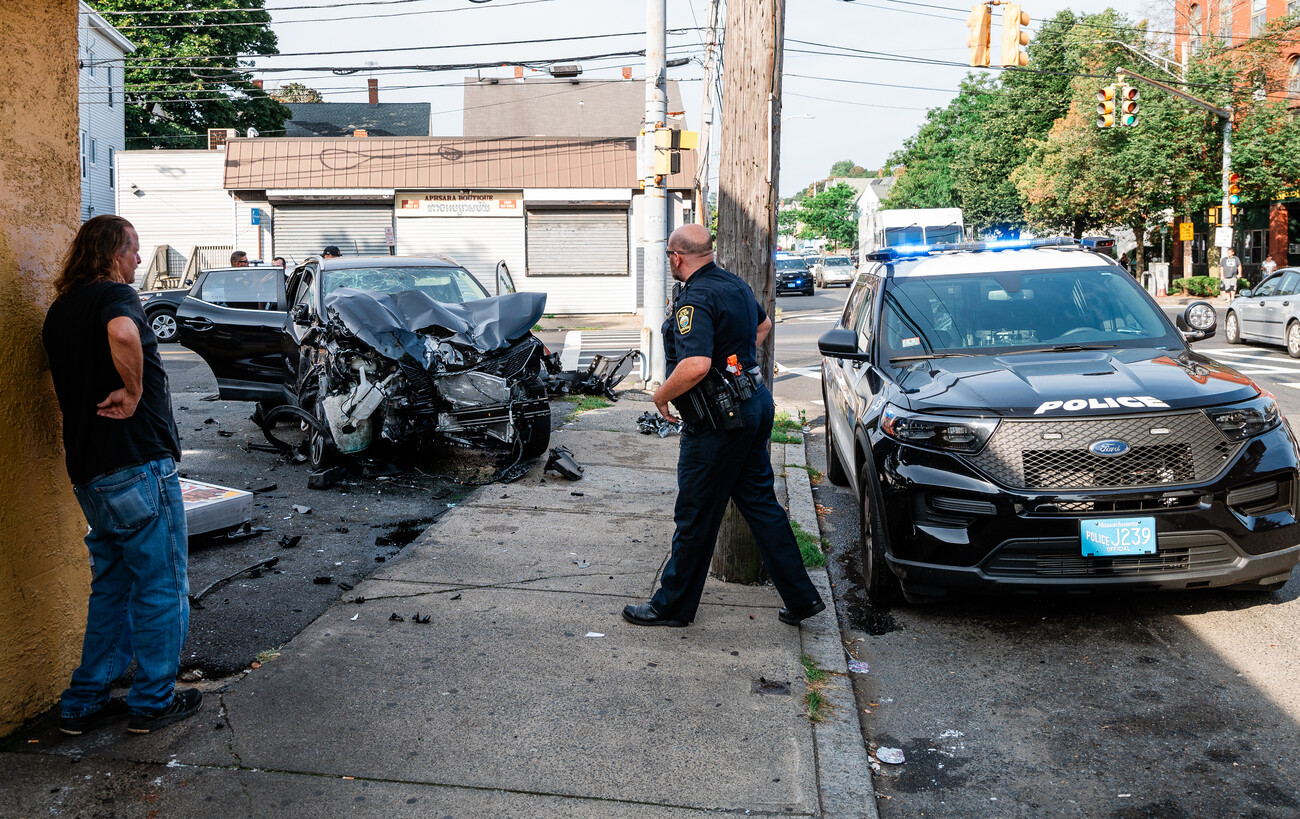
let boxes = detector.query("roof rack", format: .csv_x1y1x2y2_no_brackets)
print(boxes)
864,237,1081,262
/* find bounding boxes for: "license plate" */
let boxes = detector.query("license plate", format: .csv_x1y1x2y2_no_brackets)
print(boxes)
787,282,799,288
1080,517,1156,557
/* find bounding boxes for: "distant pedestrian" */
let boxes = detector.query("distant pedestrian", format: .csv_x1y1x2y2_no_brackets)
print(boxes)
1262,254,1278,276
621,224,824,629
322,245,341,258
230,250,249,267
1118,253,1130,272
43,215,202,736
1222,249,1242,300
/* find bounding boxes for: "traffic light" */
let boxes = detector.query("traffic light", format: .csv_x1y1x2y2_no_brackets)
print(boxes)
1229,172,1241,205
1000,4,1031,67
1096,85,1117,128
1208,206,1220,225
966,3,991,67
1119,85,1139,126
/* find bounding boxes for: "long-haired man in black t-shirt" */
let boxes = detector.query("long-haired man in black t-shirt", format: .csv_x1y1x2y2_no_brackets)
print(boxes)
43,215,201,736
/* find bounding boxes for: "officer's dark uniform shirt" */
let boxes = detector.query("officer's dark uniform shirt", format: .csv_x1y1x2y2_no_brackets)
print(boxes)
663,261,767,376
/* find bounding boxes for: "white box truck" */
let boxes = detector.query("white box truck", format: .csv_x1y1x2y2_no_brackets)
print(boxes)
859,207,964,254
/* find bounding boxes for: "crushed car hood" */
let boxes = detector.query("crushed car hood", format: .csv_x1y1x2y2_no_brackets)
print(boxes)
324,287,547,362
896,348,1261,417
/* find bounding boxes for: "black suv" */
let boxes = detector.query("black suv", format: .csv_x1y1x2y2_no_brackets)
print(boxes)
775,255,814,297
819,238,1300,603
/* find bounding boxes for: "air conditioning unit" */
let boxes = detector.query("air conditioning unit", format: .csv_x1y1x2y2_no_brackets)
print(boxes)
207,128,238,150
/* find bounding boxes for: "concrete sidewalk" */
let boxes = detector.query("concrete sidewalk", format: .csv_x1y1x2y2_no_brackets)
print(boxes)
1,394,876,818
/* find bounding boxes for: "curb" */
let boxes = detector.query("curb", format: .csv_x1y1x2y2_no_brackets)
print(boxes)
785,422,880,819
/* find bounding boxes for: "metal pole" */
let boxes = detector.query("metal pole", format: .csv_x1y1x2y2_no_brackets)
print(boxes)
642,0,668,387
1221,107,1234,249
695,0,721,227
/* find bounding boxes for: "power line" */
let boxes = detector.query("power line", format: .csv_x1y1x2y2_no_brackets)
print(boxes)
99,0,557,29
93,0,519,14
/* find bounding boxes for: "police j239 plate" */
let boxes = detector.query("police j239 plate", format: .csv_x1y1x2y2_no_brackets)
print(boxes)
1080,517,1156,557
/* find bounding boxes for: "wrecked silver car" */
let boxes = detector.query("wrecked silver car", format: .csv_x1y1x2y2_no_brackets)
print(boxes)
176,256,552,470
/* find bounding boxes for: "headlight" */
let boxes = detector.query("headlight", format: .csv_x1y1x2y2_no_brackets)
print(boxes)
1206,394,1281,441
1186,302,1216,331
880,403,1000,453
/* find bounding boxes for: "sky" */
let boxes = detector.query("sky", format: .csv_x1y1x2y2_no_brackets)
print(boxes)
248,0,1159,197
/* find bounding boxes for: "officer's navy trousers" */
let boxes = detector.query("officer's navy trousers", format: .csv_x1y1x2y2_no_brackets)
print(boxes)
652,385,822,621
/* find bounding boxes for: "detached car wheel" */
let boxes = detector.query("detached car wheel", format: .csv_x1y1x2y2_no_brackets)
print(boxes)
1224,311,1241,344
858,461,901,606
149,308,179,343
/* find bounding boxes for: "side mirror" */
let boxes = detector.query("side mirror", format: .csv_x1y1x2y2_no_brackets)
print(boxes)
818,327,869,360
1239,289,1252,299
1175,300,1217,342
290,303,311,325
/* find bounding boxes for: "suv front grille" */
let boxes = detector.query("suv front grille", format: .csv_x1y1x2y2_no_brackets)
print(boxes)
966,412,1241,491
984,533,1239,579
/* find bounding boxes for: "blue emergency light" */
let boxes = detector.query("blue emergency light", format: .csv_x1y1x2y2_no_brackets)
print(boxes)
865,237,1078,262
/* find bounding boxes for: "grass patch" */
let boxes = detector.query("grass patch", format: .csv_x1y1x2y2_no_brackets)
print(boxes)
785,463,822,482
255,649,281,664
564,395,611,421
773,411,802,431
532,323,543,332
791,520,828,568
801,654,832,722
771,429,802,445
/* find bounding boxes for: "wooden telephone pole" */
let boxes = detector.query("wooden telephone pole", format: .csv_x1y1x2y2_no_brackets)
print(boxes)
710,0,785,582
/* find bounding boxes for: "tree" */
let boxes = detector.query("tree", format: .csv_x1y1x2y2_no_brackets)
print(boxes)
777,205,801,237
797,183,858,248
271,82,323,104
828,160,870,178
96,0,290,148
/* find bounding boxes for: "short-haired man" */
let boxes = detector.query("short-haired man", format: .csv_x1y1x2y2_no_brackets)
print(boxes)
230,250,249,267
622,224,824,628
1222,248,1241,301
322,245,341,258
272,256,287,271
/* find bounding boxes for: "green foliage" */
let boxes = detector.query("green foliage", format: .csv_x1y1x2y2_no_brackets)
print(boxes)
791,522,827,568
1168,276,1220,297
270,82,323,103
795,183,858,248
98,0,289,149
777,206,801,236
829,160,870,178
563,395,610,420
771,430,802,445
773,411,802,431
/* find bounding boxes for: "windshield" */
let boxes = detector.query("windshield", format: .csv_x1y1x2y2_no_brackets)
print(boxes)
880,266,1180,359
885,226,924,246
825,257,852,268
776,257,808,270
323,266,489,303
925,225,963,244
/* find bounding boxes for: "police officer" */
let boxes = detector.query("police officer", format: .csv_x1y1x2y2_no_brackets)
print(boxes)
622,224,825,628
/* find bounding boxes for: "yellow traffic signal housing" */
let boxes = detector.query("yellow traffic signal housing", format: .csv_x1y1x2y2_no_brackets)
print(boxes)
966,3,992,67
1000,4,1031,67
1119,85,1139,126
653,129,699,150
653,150,681,175
1208,206,1220,225
1096,85,1116,128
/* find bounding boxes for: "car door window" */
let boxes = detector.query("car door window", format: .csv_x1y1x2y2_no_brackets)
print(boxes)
1254,275,1282,297
853,279,878,351
1277,271,1300,296
293,271,318,315
199,269,279,310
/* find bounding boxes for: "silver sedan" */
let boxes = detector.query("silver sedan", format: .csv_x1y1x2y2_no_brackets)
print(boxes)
812,255,856,288
1224,267,1300,356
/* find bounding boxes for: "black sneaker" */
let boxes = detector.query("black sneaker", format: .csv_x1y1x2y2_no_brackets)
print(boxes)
59,697,129,736
127,688,203,734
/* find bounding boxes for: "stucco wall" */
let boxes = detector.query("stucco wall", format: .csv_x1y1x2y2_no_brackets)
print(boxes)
0,0,92,736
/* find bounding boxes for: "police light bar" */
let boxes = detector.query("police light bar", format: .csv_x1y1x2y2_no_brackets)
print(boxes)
865,237,1078,261
1080,236,1115,250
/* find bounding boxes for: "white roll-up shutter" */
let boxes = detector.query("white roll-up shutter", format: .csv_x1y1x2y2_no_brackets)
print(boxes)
526,210,629,276
394,217,525,296
272,204,393,266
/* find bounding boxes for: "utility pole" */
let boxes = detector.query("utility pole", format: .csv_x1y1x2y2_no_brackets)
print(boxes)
1118,67,1234,262
711,0,786,583
695,0,721,228
641,0,669,387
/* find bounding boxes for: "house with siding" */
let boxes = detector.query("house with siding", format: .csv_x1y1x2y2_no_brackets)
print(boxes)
78,2,133,222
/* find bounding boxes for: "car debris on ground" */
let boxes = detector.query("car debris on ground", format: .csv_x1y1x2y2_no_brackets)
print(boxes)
636,411,681,437
544,446,584,480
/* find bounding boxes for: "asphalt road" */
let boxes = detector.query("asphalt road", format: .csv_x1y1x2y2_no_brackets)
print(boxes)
768,291,1300,817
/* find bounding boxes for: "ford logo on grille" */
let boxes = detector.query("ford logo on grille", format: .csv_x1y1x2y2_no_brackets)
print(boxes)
1089,439,1130,457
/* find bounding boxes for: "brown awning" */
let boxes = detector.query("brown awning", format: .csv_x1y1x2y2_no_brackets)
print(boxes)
223,137,696,192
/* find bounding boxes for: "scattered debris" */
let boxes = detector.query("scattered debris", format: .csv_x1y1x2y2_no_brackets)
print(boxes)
243,443,283,455
252,484,278,494
292,504,312,515
412,613,431,624
584,632,604,638
351,613,359,621
335,526,350,533
847,659,870,674
354,596,366,605
389,612,405,622
338,582,354,591
312,576,333,585
278,535,302,549
217,430,234,438
542,349,641,401
544,446,584,480
815,503,834,516
308,466,347,490
203,418,217,425
876,747,906,765
190,557,280,606
751,677,792,696
573,559,591,569
571,491,585,497
637,411,681,437
449,593,462,600
214,523,270,542
179,669,204,683
363,462,401,479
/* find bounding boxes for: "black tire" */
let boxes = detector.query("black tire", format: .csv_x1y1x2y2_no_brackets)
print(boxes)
858,461,901,606
149,307,179,343
822,385,849,487
1224,311,1241,344
520,409,551,459
308,397,337,470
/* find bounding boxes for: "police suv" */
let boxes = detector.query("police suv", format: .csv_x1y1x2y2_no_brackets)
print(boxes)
819,238,1300,603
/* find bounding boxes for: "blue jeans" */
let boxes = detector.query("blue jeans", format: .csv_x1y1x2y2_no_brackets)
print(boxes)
62,457,189,717
651,386,820,621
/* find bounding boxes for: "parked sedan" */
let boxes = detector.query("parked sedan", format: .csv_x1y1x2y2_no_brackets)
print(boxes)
775,255,814,296
813,255,856,288
176,256,552,470
1224,268,1300,356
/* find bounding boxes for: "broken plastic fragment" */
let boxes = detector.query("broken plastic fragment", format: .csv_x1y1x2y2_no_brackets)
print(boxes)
847,659,870,674
293,505,312,514
584,632,604,638
412,613,431,624
544,446,584,480
876,747,905,765
389,612,405,622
